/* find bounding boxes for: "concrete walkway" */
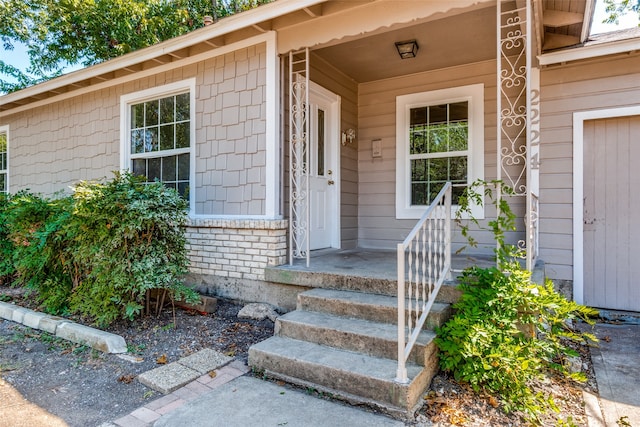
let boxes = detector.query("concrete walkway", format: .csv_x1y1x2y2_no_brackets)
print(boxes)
588,322,640,427
108,321,640,427
105,358,404,427
0,378,68,427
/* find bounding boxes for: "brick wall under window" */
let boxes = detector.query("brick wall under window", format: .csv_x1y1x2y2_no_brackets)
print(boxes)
185,218,287,281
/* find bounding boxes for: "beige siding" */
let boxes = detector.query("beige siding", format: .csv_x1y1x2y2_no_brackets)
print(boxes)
195,44,267,216
310,53,359,249
6,91,120,195
3,44,267,217
357,60,505,251
540,53,640,281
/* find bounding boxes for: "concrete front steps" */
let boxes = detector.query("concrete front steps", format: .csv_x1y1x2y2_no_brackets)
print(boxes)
248,288,452,419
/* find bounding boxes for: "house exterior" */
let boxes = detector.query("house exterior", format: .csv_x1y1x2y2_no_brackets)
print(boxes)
1,0,639,313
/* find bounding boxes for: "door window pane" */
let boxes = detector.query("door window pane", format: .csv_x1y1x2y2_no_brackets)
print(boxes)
317,109,325,176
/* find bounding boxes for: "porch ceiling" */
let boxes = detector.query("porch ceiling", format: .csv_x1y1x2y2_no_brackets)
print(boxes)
538,0,594,51
312,6,497,83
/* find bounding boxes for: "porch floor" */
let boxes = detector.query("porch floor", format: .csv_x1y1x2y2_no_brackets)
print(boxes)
276,247,496,281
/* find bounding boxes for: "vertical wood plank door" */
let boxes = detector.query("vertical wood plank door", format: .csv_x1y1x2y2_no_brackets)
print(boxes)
583,116,640,311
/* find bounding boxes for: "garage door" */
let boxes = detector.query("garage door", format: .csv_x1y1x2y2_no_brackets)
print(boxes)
583,115,640,311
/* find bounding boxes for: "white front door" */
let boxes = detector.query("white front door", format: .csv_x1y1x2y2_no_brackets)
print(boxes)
309,83,340,250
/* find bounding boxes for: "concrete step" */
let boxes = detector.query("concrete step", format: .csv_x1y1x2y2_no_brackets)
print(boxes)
264,266,462,303
297,288,453,329
275,310,437,365
248,336,436,418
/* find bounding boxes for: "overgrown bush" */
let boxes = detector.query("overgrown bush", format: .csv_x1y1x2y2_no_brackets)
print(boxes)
4,192,75,312
0,192,16,283
68,172,199,325
1,172,199,326
436,180,597,422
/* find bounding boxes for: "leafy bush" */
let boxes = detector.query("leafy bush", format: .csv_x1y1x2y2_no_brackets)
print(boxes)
4,192,75,313
436,180,597,421
1,172,200,326
68,172,199,326
0,192,15,282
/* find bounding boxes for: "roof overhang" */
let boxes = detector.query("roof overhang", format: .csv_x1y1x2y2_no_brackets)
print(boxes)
539,29,640,66
0,0,331,114
0,0,497,115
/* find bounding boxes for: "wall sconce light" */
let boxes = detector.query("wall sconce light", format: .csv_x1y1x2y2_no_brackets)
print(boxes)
342,128,356,146
395,40,419,59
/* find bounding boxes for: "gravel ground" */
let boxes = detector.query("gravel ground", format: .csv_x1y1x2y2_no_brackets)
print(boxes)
0,286,596,427
0,288,274,427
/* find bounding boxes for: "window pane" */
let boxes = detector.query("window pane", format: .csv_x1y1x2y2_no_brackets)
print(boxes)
428,123,448,153
410,107,427,127
429,104,447,124
411,182,428,206
428,157,448,182
162,155,177,182
177,153,190,180
145,128,159,152
451,185,466,205
177,182,189,198
148,157,161,182
145,101,159,126
131,129,144,154
132,159,146,177
175,122,190,148
131,104,144,128
411,158,428,182
160,124,174,151
410,125,428,155
449,101,468,122
429,182,448,204
176,93,189,121
0,173,5,192
0,153,5,170
449,122,468,151
160,96,175,124
450,156,468,182
317,109,325,176
128,90,191,200
0,133,6,152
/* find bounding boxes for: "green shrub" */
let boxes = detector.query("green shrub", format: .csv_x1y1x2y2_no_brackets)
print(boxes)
2,172,200,326
68,172,199,326
0,192,15,282
4,192,75,313
436,180,597,421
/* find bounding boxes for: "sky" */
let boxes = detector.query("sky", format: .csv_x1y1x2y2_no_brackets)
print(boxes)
0,0,638,86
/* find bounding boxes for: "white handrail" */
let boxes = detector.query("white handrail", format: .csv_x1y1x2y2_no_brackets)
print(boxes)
396,182,452,383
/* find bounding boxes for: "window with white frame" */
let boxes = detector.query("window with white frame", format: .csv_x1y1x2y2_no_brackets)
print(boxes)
0,127,7,194
121,80,195,201
396,84,484,219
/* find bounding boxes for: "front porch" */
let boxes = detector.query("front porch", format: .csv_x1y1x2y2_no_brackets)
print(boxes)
267,248,496,300
250,248,518,418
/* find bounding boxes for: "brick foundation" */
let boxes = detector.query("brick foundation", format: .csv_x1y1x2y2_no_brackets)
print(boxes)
185,218,288,281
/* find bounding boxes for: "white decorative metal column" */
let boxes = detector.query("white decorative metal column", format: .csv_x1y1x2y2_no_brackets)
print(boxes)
496,0,540,270
289,49,310,267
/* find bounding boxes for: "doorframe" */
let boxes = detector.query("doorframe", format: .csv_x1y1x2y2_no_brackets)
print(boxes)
309,80,341,249
572,105,640,305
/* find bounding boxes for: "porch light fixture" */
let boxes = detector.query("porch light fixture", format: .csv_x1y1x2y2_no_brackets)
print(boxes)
395,40,419,59
342,128,356,146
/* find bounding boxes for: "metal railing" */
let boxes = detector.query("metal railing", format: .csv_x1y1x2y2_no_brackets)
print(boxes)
396,182,452,383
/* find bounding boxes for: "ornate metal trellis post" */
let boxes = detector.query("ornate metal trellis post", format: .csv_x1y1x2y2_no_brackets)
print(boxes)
289,49,310,267
497,0,539,271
